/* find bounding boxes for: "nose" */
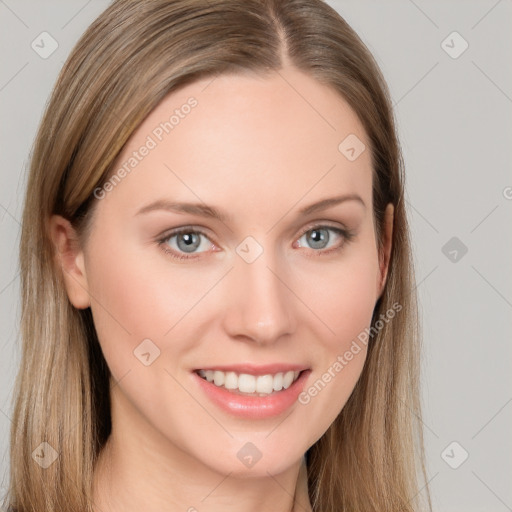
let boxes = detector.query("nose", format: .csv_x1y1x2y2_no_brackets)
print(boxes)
221,250,296,345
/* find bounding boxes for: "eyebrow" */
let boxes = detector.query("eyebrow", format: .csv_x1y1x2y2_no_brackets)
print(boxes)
135,194,365,222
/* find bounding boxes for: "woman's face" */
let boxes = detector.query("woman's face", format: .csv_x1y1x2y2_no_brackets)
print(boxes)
56,66,392,477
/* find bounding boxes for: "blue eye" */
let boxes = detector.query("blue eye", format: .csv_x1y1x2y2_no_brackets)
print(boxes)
158,228,212,260
296,226,349,251
157,224,354,262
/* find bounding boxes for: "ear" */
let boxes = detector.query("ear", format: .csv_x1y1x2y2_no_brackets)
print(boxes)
376,203,394,299
49,215,91,309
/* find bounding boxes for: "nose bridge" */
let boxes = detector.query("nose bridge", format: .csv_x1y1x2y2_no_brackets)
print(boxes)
222,245,296,344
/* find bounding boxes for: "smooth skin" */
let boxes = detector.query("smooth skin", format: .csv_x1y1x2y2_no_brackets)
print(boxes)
50,64,393,512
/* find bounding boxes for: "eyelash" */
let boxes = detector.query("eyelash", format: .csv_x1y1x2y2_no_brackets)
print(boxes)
157,224,355,262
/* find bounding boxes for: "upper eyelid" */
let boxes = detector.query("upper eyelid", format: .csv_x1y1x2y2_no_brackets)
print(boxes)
297,221,348,236
161,221,346,235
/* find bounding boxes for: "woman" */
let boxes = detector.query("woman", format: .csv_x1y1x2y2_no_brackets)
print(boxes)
5,0,431,511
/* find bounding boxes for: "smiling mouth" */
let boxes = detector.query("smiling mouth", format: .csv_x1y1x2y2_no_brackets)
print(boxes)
195,369,303,396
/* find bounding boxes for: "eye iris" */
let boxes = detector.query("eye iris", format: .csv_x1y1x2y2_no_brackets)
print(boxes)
169,227,337,256
177,232,201,253
307,228,329,249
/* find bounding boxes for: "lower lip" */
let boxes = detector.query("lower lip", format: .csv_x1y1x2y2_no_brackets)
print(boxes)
193,370,311,419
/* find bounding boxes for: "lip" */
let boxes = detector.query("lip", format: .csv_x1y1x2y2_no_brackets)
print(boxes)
193,363,309,376
193,368,311,420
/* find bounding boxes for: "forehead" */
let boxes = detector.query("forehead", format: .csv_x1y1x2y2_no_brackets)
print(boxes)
99,66,372,222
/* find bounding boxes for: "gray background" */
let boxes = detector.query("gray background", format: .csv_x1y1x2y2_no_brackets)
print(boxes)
1,1,511,510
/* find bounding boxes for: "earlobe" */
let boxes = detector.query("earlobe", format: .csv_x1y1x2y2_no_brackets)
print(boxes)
49,215,91,309
377,203,394,299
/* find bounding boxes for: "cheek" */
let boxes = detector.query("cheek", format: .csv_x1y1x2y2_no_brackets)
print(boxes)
294,246,379,439
85,234,221,378
329,266,377,344
88,236,201,332
303,249,379,353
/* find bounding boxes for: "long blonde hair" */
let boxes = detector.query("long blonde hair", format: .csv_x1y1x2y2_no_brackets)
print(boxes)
5,1,431,510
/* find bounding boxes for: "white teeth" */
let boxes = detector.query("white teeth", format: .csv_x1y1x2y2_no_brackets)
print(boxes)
273,372,284,391
256,374,274,394
197,369,302,395
213,370,224,386
224,371,238,390
283,370,295,390
238,374,256,393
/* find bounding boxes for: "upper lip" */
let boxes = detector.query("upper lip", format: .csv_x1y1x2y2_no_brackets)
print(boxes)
194,363,309,376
